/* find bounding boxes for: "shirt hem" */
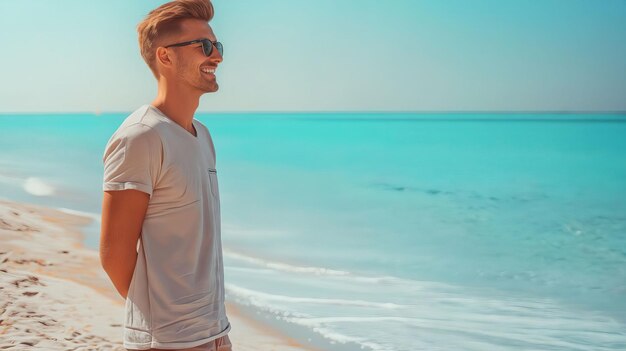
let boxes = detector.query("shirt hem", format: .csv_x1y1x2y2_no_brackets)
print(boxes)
123,322,231,350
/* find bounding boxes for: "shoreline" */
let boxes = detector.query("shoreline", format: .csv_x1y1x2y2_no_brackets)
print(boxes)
0,198,315,351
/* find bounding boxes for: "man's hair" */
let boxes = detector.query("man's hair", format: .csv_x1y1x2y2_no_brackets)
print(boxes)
137,0,214,78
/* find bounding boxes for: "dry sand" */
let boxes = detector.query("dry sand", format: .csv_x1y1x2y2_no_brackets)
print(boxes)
0,199,312,351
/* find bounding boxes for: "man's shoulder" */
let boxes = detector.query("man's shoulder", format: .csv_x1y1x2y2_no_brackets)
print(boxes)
105,106,166,148
115,105,169,137
122,105,168,130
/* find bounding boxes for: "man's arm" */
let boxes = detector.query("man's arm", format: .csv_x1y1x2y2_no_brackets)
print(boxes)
100,189,150,299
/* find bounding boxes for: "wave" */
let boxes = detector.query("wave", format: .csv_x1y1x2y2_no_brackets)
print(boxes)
0,173,57,197
224,252,626,350
227,280,626,351
223,248,456,294
224,249,351,276
56,207,101,222
225,283,407,310
23,177,56,196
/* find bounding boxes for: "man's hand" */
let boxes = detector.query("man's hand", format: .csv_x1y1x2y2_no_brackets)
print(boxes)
100,189,150,299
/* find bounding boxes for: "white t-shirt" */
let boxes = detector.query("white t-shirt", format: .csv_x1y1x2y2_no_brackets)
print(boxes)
102,104,230,350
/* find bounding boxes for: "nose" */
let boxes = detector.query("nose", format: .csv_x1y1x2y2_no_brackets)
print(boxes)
211,47,223,63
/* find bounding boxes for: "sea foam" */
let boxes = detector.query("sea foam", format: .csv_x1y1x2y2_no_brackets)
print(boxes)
57,207,101,222
224,253,626,351
224,249,350,276
23,177,56,196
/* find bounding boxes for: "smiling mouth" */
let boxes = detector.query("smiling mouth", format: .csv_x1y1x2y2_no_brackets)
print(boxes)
201,67,216,74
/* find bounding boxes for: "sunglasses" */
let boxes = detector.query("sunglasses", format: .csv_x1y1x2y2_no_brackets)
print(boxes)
164,38,223,57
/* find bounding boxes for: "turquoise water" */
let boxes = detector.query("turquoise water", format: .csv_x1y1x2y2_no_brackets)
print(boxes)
1,113,625,350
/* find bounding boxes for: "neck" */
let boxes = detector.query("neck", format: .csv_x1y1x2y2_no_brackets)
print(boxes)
151,76,201,134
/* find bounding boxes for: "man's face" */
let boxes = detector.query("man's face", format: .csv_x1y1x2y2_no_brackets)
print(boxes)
166,19,223,93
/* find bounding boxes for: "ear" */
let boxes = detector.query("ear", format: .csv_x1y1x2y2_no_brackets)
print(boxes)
155,47,173,67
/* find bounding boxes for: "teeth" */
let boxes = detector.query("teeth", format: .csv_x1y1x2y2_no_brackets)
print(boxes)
201,68,215,73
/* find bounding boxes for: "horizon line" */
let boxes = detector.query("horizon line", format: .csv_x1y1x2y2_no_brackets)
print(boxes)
1,110,626,116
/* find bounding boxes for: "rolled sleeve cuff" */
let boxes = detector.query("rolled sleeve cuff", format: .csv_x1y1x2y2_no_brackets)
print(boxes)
103,182,153,197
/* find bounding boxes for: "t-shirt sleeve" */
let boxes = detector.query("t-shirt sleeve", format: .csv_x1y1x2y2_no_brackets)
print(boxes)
102,123,162,197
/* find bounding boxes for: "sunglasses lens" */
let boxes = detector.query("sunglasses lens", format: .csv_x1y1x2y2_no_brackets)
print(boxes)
201,40,223,57
202,40,212,56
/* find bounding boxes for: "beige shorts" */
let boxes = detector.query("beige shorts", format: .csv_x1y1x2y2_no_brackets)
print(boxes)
132,334,232,351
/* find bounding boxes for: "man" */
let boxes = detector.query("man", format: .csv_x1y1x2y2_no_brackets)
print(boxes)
100,1,230,350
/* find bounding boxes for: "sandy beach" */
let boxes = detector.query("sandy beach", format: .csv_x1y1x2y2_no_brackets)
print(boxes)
0,199,312,351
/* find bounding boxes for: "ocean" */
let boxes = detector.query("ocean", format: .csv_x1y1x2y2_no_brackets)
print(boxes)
1,112,625,350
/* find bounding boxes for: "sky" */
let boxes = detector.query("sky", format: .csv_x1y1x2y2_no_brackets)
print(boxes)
1,0,625,113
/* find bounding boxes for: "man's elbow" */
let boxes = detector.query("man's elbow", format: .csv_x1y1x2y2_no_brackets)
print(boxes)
100,247,126,279
99,247,137,299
